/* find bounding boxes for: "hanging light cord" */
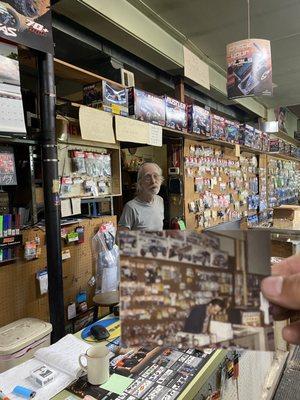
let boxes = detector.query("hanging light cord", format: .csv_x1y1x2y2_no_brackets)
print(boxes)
247,0,251,39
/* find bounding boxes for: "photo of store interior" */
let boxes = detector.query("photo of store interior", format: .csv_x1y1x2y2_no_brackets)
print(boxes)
0,0,299,399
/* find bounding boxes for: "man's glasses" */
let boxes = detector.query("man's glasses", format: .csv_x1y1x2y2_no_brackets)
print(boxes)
142,173,163,182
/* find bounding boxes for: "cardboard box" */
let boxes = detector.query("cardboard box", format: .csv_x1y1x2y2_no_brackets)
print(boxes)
128,87,165,126
165,96,186,131
83,80,128,116
187,105,211,135
211,114,226,140
273,205,300,229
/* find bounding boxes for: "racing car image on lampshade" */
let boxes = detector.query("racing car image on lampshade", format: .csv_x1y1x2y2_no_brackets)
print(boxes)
0,0,53,53
226,39,272,99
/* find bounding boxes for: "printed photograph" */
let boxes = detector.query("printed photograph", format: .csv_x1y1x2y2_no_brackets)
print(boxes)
119,230,273,351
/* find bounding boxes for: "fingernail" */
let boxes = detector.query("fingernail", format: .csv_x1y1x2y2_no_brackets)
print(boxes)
262,276,283,297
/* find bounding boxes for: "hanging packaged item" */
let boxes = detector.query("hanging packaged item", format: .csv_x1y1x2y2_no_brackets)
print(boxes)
92,223,119,293
84,152,98,177
70,151,86,174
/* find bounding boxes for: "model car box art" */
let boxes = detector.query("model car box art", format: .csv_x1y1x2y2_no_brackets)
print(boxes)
239,124,254,147
164,96,187,131
83,80,128,116
128,87,165,126
225,120,240,143
211,114,226,140
187,105,211,135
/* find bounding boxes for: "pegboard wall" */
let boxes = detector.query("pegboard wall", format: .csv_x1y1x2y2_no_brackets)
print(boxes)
0,216,116,328
184,139,259,230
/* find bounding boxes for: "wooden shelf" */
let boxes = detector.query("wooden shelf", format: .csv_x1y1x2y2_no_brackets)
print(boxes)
267,152,300,162
273,130,300,147
54,58,125,87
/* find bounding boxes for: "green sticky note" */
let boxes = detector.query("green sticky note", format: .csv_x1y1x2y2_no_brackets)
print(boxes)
100,373,133,395
178,220,186,230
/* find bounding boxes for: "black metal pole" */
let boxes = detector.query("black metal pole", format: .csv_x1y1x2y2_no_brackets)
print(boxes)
38,51,65,342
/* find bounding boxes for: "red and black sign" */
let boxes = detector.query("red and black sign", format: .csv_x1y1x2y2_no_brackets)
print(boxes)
0,0,53,53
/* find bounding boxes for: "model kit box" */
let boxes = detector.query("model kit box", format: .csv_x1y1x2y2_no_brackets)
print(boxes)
291,145,298,158
239,124,254,147
211,114,226,140
284,142,291,155
261,132,270,152
83,80,128,116
253,129,263,150
269,138,280,152
273,205,300,230
225,120,240,143
164,96,187,131
187,105,211,135
128,87,165,126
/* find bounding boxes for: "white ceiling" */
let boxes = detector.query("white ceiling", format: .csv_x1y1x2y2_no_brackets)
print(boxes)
128,0,300,109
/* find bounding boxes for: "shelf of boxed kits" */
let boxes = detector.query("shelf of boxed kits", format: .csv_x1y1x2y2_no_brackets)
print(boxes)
274,130,300,147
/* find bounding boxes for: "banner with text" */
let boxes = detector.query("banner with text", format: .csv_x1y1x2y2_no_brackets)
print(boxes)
227,39,272,99
0,0,53,53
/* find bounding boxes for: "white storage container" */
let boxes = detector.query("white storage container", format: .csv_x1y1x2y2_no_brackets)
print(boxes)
0,318,52,372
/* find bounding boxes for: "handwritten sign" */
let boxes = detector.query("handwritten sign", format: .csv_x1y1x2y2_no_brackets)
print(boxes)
183,46,210,90
115,115,149,144
0,147,17,186
79,106,115,143
148,124,162,147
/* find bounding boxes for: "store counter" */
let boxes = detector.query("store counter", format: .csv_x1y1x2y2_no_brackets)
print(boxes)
52,316,227,400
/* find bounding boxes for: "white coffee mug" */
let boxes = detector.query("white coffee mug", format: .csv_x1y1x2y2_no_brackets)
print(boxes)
79,345,110,385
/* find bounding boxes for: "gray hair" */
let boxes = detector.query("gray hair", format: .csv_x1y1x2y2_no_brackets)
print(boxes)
136,162,164,193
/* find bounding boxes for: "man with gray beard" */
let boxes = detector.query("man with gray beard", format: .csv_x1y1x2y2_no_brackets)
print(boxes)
118,162,164,230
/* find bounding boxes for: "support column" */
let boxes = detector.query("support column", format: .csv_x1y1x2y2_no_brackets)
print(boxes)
38,52,65,342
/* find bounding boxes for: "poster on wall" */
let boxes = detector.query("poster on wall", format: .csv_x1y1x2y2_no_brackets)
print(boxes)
0,0,53,53
0,146,17,185
226,39,272,99
0,41,26,135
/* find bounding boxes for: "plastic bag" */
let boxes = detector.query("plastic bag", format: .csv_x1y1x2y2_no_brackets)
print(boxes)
92,222,119,293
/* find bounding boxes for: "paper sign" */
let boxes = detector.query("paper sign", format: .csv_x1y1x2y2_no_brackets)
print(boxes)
148,124,162,147
61,199,72,217
71,198,81,215
115,115,148,144
79,106,115,143
235,144,241,157
183,46,210,90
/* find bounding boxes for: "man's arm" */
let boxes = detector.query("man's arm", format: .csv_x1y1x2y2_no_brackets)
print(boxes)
118,203,135,230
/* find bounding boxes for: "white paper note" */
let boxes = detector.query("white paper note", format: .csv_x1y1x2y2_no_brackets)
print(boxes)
148,124,162,147
79,106,115,143
115,115,149,144
61,199,72,217
71,197,81,215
